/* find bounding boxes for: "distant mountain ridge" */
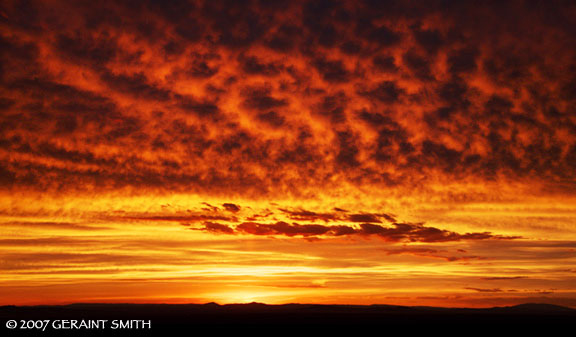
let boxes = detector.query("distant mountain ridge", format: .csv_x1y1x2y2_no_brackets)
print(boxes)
2,301,574,314
1,302,574,331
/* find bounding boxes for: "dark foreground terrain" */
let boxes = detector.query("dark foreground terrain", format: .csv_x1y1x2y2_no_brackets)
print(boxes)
1,302,574,335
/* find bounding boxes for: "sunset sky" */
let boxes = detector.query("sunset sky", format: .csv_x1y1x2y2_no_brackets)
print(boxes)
1,0,576,308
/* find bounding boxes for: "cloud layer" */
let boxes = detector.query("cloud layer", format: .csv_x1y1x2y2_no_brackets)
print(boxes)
196,219,518,243
0,0,575,198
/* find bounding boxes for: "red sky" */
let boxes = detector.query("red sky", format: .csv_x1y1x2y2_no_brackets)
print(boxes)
1,0,576,308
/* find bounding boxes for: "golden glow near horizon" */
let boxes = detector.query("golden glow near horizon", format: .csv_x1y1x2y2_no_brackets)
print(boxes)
2,192,575,307
1,0,576,308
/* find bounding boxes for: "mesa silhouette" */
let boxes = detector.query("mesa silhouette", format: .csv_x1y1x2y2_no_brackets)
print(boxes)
1,302,574,328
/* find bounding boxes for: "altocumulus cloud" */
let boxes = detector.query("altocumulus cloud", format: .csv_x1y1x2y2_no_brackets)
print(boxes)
0,0,575,199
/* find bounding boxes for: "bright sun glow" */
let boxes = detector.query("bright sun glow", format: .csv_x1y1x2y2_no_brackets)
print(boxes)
214,292,272,304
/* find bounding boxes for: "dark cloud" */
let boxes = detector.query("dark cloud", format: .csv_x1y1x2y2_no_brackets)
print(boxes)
222,203,241,213
0,34,39,70
33,142,116,166
175,94,220,118
382,248,486,262
359,81,404,104
413,28,444,54
257,111,285,128
279,208,338,222
355,222,519,243
464,287,504,293
335,130,360,168
329,225,357,236
301,0,344,48
120,214,235,222
192,211,519,243
380,213,397,223
100,71,172,101
339,41,363,55
202,0,267,48
201,221,235,234
372,55,398,73
242,86,288,111
174,19,204,43
265,24,302,52
483,51,530,85
347,214,382,223
314,93,347,125
0,163,15,186
55,32,118,68
357,22,402,47
447,47,478,75
313,57,350,83
358,110,398,129
484,94,514,117
240,55,282,76
421,140,462,170
242,221,332,237
437,78,470,110
185,59,219,78
402,50,433,80
481,276,528,281
236,221,348,238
